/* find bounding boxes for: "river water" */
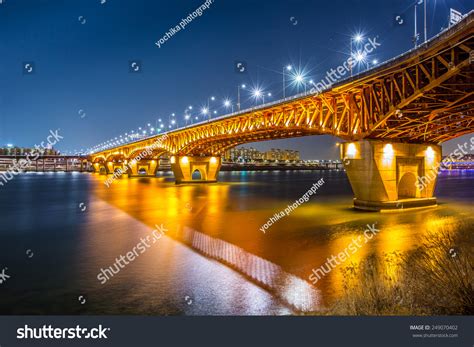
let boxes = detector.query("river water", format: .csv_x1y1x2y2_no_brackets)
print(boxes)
0,170,472,315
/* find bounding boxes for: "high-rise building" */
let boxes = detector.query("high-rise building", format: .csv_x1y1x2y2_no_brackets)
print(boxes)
224,146,300,163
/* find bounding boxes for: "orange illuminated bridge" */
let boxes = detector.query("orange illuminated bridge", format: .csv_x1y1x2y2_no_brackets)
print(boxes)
90,12,473,211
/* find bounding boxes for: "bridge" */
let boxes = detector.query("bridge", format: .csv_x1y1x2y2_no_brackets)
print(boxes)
90,12,473,211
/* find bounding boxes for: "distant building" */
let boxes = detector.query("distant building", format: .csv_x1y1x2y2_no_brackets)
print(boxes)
0,146,59,156
224,146,300,163
264,148,300,161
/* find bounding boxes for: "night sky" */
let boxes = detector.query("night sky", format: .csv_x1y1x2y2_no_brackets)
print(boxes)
1,0,472,159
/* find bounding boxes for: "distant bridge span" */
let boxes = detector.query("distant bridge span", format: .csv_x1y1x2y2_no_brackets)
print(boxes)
91,12,473,211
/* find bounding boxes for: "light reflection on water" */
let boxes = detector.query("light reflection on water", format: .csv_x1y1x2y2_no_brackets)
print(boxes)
0,170,472,314
182,226,321,312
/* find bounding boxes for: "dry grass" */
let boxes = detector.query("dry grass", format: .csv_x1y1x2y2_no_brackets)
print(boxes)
325,223,474,315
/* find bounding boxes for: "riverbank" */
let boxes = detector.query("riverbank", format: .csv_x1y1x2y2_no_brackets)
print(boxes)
311,221,474,315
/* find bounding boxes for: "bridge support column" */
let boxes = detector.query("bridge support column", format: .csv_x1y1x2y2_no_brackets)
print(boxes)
93,163,108,175
340,140,441,211
105,162,128,176
170,156,221,184
128,159,158,177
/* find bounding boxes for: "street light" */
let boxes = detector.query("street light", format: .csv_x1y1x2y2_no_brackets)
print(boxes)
207,96,215,120
252,87,268,104
263,92,272,103
423,0,427,42
350,34,364,76
169,113,176,129
283,65,292,98
237,84,246,111
184,106,193,126
355,51,365,62
291,71,308,93
353,50,369,70
223,98,234,113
